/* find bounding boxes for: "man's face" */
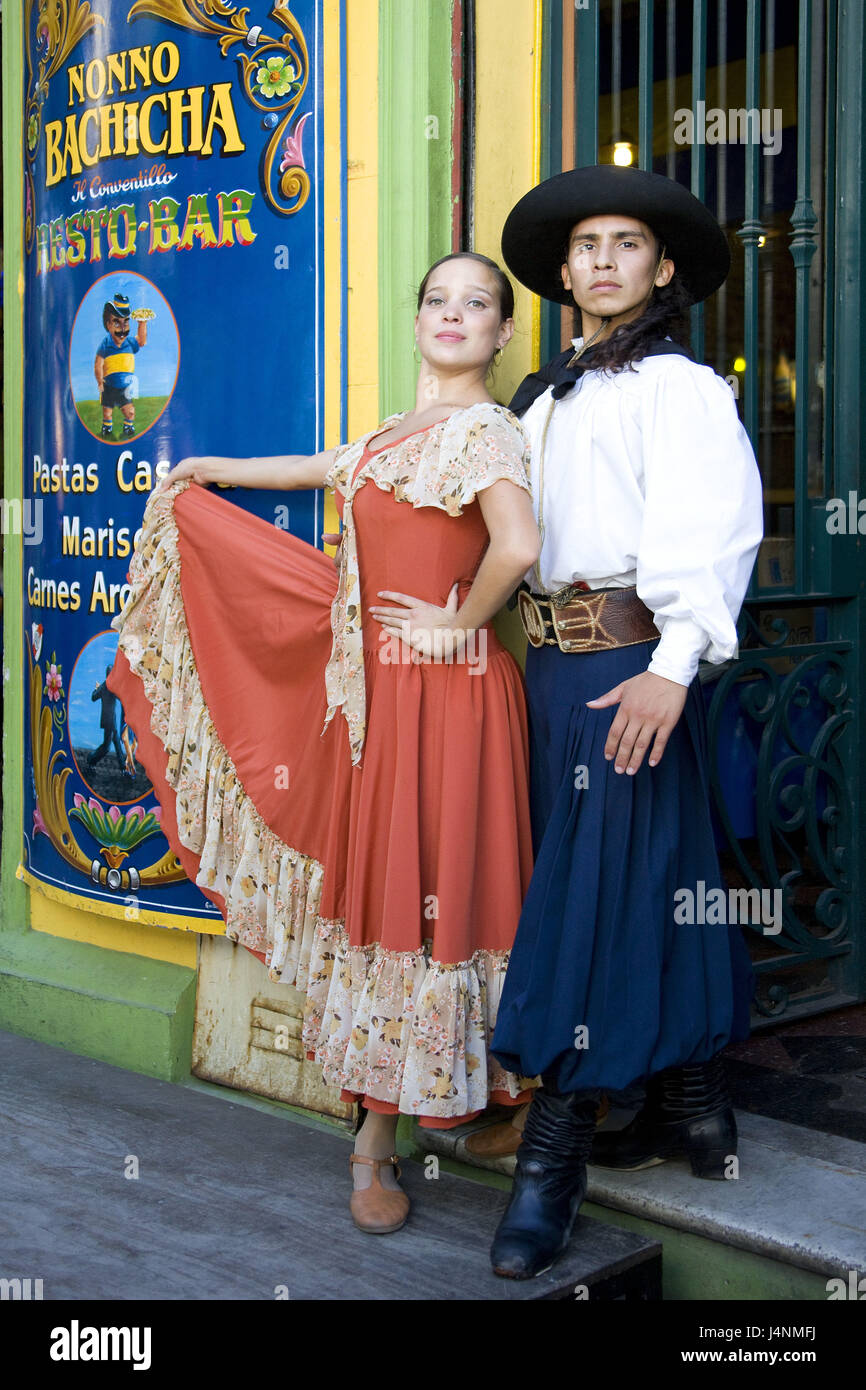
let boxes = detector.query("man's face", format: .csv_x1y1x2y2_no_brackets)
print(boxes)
107,314,129,344
560,214,673,322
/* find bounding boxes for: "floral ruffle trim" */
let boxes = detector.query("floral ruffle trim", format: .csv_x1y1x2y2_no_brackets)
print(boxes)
112,481,533,1117
303,918,534,1117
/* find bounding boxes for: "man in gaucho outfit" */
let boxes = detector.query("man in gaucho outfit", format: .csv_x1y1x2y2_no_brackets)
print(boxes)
489,165,764,1280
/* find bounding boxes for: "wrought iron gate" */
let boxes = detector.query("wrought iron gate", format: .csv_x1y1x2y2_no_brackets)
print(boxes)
540,0,864,1022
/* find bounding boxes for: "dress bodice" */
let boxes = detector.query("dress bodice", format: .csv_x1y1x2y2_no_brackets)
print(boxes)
322,404,531,764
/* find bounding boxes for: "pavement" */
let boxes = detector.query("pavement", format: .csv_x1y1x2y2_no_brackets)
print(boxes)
0,1029,660,1302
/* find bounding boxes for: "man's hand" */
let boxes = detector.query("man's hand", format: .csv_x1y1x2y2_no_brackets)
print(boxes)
369,583,464,660
586,670,688,774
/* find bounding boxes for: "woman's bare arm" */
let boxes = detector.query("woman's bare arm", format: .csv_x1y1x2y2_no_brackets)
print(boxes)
454,479,540,630
159,448,337,492
370,479,540,648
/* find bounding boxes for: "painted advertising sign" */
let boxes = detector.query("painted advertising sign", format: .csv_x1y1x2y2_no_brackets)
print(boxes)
20,0,343,928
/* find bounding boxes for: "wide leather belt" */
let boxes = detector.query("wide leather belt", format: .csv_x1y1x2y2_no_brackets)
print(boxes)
517,583,659,653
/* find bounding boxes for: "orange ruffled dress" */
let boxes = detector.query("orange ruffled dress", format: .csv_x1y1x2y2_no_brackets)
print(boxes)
108,402,535,1126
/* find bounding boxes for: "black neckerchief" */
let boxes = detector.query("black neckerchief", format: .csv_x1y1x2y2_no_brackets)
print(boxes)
508,336,696,417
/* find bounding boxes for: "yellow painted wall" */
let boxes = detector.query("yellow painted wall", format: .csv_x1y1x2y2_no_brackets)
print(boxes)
324,0,345,452
31,892,198,965
474,0,540,665
322,0,379,545
345,0,380,441
474,0,542,399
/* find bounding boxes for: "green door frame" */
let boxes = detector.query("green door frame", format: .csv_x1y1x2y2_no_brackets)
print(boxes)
377,1,456,419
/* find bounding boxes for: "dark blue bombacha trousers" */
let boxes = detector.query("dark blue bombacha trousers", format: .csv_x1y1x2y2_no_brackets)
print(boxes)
492,639,753,1093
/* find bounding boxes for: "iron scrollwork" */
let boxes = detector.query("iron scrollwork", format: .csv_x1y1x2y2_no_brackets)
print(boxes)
704,623,854,1020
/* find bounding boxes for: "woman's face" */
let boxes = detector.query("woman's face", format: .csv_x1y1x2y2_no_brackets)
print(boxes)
415,258,513,375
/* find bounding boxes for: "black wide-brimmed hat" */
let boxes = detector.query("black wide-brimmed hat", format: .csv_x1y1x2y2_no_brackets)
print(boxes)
502,165,730,306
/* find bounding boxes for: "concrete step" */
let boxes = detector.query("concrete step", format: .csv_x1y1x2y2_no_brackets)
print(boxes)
0,1031,660,1301
423,1102,866,1285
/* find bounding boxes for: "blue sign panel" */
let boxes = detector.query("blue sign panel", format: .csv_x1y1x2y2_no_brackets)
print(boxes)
21,0,340,928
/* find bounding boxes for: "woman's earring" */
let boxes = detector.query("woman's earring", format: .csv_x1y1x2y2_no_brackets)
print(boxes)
493,346,503,363
413,343,422,364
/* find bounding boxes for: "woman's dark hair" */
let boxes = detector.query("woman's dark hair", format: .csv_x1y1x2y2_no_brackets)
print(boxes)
416,252,515,323
581,273,694,373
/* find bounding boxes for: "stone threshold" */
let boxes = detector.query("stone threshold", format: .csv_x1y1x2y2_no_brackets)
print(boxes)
421,1106,866,1282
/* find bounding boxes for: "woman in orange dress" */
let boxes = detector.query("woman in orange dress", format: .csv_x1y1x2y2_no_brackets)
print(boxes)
108,252,539,1233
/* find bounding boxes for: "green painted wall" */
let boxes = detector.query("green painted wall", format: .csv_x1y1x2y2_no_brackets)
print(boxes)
378,0,455,418
2,0,29,943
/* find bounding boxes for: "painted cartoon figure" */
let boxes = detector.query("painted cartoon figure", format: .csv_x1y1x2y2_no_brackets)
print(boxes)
94,293,148,440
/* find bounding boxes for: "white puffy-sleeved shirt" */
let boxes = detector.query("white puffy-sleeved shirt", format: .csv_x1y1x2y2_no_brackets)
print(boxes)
520,343,764,687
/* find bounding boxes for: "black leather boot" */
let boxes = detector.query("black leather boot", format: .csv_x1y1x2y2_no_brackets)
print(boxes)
590,1055,736,1179
490,1082,599,1280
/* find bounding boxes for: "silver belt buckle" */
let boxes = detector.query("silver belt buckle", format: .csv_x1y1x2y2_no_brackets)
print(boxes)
549,580,589,608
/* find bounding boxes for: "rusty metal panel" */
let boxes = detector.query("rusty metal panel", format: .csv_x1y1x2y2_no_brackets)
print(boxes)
192,934,354,1123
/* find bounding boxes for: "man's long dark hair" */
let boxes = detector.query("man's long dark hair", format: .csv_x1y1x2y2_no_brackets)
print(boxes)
579,275,694,373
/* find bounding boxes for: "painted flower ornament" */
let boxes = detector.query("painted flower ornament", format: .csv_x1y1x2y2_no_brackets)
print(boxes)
45,654,63,701
70,797,164,869
255,55,296,99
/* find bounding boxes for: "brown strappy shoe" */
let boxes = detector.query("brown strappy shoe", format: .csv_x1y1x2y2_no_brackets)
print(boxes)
349,1154,410,1234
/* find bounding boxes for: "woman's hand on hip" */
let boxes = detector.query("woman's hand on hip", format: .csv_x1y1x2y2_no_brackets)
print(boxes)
369,584,465,660
586,670,688,774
